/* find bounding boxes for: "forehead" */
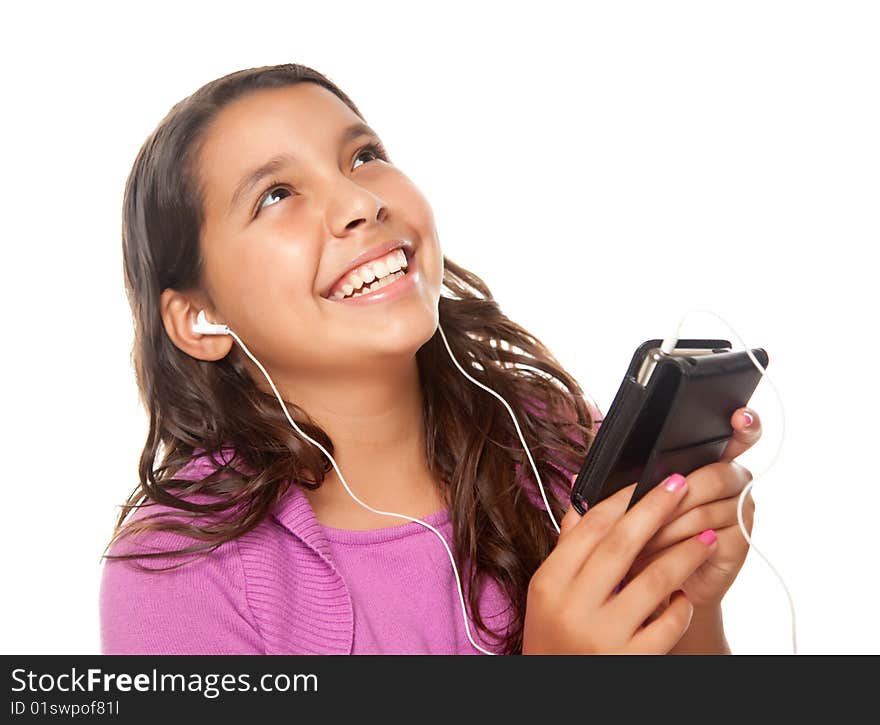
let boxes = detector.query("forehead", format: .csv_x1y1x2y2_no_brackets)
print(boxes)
197,83,362,215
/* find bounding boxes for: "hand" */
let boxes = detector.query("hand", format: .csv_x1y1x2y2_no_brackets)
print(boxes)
522,472,718,654
625,406,761,611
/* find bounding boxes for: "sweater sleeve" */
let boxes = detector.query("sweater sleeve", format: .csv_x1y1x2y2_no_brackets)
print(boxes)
99,522,265,655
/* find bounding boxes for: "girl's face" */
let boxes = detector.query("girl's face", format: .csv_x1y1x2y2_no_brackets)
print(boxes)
192,83,444,376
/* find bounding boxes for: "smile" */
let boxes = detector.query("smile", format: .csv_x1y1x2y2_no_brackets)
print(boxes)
326,248,417,305
327,248,407,299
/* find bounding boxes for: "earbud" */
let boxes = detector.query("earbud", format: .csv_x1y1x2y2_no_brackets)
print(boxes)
192,309,230,336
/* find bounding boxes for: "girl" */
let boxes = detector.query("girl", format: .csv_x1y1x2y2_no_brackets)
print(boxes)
100,63,759,655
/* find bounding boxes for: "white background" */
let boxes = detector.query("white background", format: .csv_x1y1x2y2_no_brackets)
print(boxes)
2,1,877,654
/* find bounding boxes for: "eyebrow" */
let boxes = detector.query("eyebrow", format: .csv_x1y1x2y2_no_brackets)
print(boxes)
228,122,381,214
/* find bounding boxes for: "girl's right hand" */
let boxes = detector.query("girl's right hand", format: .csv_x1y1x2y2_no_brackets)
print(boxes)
522,473,718,654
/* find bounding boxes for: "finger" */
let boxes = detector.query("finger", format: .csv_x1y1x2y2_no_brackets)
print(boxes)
558,473,590,539
540,483,638,586
739,489,756,534
638,494,748,561
573,472,692,603
714,522,753,564
629,492,755,580
720,407,762,462
675,460,753,514
614,529,718,631
636,523,754,597
627,590,694,654
559,503,582,539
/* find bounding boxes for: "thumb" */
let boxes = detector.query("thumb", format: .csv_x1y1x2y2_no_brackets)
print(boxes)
559,505,582,538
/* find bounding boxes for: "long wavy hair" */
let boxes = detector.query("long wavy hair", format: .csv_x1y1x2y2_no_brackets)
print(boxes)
103,62,599,655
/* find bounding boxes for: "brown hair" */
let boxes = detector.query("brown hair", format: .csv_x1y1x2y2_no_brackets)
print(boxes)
104,62,599,655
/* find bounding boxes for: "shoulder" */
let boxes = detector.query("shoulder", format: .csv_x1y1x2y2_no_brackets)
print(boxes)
99,451,268,654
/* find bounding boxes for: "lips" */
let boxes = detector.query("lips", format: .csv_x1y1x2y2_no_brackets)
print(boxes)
321,239,414,299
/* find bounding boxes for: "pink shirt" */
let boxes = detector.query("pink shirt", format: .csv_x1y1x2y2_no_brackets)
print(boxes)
100,404,601,654
321,506,512,654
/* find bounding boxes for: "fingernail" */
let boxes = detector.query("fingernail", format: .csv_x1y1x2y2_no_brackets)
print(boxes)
698,529,718,545
742,411,754,428
663,473,687,493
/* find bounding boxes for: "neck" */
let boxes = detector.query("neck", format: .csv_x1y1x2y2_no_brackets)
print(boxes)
251,354,443,522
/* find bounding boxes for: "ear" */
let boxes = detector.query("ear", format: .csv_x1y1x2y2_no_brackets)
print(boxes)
159,288,234,361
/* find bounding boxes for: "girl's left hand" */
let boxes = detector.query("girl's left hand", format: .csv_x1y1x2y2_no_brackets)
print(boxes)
623,407,761,610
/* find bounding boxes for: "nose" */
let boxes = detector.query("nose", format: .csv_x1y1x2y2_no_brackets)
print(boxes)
327,177,388,236
343,207,387,234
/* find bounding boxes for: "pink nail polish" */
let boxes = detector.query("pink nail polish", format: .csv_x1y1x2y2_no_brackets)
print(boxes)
664,473,687,493
742,412,754,428
698,529,717,545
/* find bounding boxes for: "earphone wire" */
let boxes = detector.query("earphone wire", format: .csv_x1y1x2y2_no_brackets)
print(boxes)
662,309,797,654
222,322,499,656
435,324,561,535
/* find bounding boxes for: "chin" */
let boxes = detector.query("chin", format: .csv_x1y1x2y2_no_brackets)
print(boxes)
380,310,439,356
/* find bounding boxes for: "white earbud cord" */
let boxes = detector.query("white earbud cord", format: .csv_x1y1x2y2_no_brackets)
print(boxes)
222,322,534,656
435,325,562,535
662,309,796,654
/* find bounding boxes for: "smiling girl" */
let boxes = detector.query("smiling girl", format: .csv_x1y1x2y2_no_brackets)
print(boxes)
100,63,759,655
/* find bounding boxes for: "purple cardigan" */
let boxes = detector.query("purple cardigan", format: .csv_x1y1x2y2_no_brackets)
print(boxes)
99,402,600,654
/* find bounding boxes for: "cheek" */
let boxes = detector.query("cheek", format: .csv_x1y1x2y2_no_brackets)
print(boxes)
204,234,319,323
398,186,444,290
423,244,444,298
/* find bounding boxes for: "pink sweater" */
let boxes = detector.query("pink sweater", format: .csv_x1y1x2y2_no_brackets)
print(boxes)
100,409,601,655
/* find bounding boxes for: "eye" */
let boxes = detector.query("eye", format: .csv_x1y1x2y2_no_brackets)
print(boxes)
352,141,389,170
254,181,293,216
253,141,390,218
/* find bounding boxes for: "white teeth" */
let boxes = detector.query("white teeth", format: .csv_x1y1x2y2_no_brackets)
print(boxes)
342,269,406,299
329,248,409,300
384,249,405,275
371,258,389,278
